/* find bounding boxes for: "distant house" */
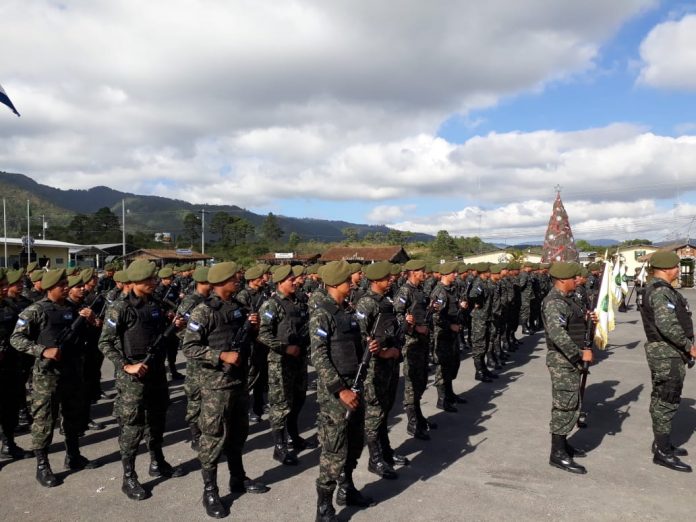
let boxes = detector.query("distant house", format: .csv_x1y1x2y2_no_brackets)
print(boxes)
1,237,80,269
640,242,696,287
612,244,659,276
460,250,542,264
124,248,212,266
320,246,410,264
256,252,322,265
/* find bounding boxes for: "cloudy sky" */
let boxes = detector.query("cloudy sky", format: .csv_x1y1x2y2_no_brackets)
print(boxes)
2,0,696,243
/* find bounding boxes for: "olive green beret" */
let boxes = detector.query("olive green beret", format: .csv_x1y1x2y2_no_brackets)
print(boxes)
42,269,67,290
316,265,325,278
68,275,84,288
113,270,130,283
390,263,401,275
104,263,116,271
650,251,680,269
80,268,95,283
438,261,458,275
403,259,426,271
258,263,272,274
208,261,240,284
158,267,174,279
474,262,490,273
507,262,520,270
193,267,209,283
522,261,534,268
489,264,503,274
6,269,24,285
322,261,352,286
26,261,38,273
30,270,45,283
549,262,579,280
578,267,590,277
273,265,293,283
244,264,266,281
363,261,392,281
348,263,362,275
292,265,305,277
127,260,158,282
307,264,319,275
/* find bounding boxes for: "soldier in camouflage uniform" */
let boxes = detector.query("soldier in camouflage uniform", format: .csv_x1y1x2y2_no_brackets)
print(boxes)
177,266,211,452
356,262,405,481
519,262,534,334
430,262,465,411
542,262,591,475
487,264,505,370
507,262,523,348
469,263,496,382
96,263,116,294
639,251,695,472
153,266,184,380
11,269,98,488
23,269,45,303
257,265,315,466
394,259,436,440
99,260,184,501
182,261,269,518
311,261,376,521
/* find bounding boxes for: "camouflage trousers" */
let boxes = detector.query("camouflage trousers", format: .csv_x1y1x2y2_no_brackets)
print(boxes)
547,357,581,435
184,361,203,426
364,356,399,442
645,342,686,435
519,296,531,325
114,366,169,458
30,361,85,450
489,316,503,358
267,352,307,432
402,334,429,408
316,375,364,493
433,328,460,386
507,303,520,337
198,384,249,475
470,310,489,357
0,360,25,442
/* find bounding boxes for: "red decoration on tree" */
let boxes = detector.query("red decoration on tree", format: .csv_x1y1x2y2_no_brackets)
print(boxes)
542,190,579,263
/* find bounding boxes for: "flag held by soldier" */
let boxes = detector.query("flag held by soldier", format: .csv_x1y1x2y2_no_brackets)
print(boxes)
0,83,20,117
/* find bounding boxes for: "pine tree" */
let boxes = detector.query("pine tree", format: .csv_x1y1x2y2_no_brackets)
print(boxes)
541,190,579,263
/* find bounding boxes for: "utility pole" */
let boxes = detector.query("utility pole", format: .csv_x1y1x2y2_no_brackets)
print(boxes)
122,199,127,268
2,198,6,268
41,214,46,239
26,200,31,263
200,209,206,254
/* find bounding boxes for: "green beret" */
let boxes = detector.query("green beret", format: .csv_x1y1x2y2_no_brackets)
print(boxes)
507,262,520,270
549,262,579,280
6,269,24,285
522,261,534,268
322,261,352,286
403,259,426,271
348,263,362,275
103,263,115,271
30,270,45,283
113,270,130,283
26,261,38,273
193,267,209,283
42,269,66,290
578,267,590,277
258,263,272,274
489,264,503,274
68,275,84,288
307,264,319,275
474,262,491,273
363,261,392,281
80,268,95,283
273,265,293,283
244,264,266,281
292,265,305,277
158,267,174,279
208,262,240,284
650,251,680,269
127,260,158,283
438,262,458,275
390,263,401,275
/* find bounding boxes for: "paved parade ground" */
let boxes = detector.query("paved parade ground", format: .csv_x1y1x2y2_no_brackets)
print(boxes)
1,291,694,521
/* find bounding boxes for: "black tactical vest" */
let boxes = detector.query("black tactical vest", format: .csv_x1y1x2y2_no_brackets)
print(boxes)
122,296,163,360
319,300,362,376
0,301,19,342
640,279,693,345
543,293,586,351
370,293,398,347
405,283,428,326
36,300,75,348
203,296,248,381
271,295,306,345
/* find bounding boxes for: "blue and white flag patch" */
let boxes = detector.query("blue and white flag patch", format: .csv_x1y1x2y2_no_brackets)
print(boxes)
316,328,328,338
188,321,201,332
107,318,117,328
16,318,27,327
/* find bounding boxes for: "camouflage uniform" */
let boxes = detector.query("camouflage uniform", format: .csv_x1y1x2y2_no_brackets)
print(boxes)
309,298,364,495
0,298,29,451
236,285,269,419
489,278,504,367
541,287,585,435
430,281,461,401
468,276,492,378
177,291,208,430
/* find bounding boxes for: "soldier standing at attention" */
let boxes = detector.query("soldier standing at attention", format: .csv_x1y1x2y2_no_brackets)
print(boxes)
257,265,315,467
99,260,185,501
639,251,696,472
519,262,534,335
311,261,376,521
154,266,185,380
469,263,496,382
11,269,98,487
182,261,269,519
96,263,116,294
542,262,592,475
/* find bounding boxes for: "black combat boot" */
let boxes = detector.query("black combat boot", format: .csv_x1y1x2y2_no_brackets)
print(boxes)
336,469,374,507
189,423,202,452
287,414,318,451
474,358,492,383
415,403,437,431
272,429,298,465
121,456,148,500
316,487,338,522
652,434,692,472
202,467,226,518
0,435,32,459
405,406,429,440
379,426,409,466
651,440,688,457
227,452,269,494
446,381,466,404
64,436,98,470
436,386,457,413
149,448,185,478
549,434,586,474
366,439,397,479
566,440,587,458
35,449,60,487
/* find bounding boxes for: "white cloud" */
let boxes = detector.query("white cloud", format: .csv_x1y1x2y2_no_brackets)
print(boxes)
367,205,416,224
638,14,696,90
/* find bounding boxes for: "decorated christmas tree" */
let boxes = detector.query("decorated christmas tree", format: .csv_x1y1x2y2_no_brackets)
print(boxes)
541,189,579,263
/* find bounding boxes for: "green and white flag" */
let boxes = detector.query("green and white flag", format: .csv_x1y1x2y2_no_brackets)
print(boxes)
594,258,615,350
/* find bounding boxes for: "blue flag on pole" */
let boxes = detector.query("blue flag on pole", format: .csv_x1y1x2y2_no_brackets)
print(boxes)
0,84,20,117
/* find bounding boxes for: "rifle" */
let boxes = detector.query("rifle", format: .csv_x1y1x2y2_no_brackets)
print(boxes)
345,312,381,420
140,299,197,367
222,316,256,390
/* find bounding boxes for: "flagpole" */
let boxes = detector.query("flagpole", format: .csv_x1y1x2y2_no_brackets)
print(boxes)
3,198,7,268
26,199,31,264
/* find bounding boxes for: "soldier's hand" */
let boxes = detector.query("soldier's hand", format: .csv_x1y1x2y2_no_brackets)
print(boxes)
415,325,429,335
367,338,380,354
690,344,696,359
79,308,95,322
286,345,301,357
450,324,461,333
42,347,61,361
124,363,148,377
248,313,259,326
173,317,185,329
220,351,241,366
589,311,599,324
581,349,593,363
339,388,360,410
405,313,415,326
460,300,467,309
378,347,400,360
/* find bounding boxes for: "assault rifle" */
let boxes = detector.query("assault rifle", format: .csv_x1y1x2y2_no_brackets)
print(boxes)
222,315,257,389
140,298,197,367
345,312,381,421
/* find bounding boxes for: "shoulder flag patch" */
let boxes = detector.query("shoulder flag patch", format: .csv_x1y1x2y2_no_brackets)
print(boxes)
355,311,365,319
106,318,117,328
316,328,328,338
264,311,274,319
16,318,27,327
188,321,201,332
